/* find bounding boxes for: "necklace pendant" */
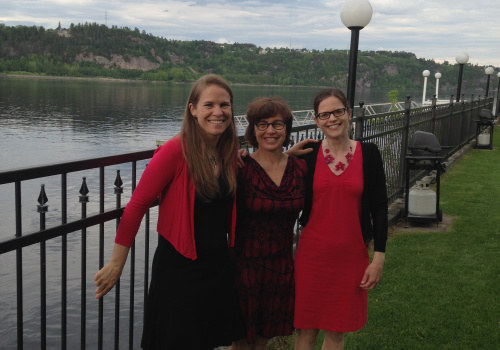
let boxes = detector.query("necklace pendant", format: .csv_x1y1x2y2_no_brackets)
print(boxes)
335,162,345,171
209,155,217,169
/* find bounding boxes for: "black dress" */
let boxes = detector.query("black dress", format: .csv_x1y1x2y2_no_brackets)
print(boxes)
141,176,244,350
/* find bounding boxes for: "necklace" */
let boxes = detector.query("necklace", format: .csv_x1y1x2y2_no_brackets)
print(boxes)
323,145,353,171
209,154,217,169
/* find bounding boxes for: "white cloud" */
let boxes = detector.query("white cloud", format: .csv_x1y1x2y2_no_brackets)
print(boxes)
0,0,498,67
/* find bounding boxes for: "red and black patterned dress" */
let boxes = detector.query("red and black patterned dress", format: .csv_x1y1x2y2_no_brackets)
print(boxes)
233,155,307,343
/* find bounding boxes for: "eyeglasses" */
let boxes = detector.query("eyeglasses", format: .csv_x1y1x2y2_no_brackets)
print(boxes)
255,121,286,131
315,108,349,120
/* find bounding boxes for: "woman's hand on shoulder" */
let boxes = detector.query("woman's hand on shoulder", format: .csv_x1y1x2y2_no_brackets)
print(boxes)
360,251,385,290
284,138,319,157
236,148,249,168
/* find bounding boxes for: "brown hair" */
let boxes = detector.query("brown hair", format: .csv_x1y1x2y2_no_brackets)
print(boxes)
180,74,238,201
244,96,293,148
313,88,350,115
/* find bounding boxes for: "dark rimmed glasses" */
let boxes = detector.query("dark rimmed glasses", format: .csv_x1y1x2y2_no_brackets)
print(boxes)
255,120,286,131
315,108,349,120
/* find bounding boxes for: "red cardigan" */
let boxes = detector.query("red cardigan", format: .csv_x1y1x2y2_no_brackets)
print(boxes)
115,136,237,260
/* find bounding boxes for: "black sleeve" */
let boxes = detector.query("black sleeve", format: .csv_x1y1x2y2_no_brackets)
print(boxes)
367,144,388,252
298,143,319,227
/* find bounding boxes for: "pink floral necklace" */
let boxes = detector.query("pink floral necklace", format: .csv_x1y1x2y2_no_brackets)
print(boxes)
323,145,353,172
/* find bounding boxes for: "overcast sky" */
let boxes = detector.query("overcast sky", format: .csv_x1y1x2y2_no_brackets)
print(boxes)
2,0,499,69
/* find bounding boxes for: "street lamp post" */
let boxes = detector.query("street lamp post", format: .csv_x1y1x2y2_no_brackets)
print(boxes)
455,52,469,102
435,72,442,100
341,0,373,109
484,66,494,97
422,70,430,105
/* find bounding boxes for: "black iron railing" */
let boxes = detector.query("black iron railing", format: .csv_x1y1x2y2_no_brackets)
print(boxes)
353,95,493,202
0,151,155,350
0,95,494,350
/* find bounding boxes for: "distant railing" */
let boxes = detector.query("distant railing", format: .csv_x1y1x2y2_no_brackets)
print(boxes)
235,109,316,129
0,94,495,350
363,100,421,115
352,95,493,202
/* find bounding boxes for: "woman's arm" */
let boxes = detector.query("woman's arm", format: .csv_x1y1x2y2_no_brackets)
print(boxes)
115,139,182,247
94,138,183,298
368,144,389,253
284,138,319,157
360,251,385,290
236,148,249,168
94,243,130,299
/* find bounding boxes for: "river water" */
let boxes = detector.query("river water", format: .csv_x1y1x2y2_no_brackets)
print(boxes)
0,75,422,171
0,75,420,349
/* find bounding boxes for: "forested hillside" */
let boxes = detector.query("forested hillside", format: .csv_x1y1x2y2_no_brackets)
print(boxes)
0,22,495,92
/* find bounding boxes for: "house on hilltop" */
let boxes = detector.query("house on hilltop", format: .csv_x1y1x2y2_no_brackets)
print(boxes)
56,22,70,37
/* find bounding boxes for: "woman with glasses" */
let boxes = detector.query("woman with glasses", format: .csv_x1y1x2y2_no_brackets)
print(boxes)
231,97,307,350
292,88,388,350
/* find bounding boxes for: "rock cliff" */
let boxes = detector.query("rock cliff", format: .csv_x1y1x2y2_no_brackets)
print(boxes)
75,53,161,71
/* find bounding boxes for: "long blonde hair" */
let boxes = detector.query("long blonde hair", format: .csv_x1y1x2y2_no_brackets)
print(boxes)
180,74,238,201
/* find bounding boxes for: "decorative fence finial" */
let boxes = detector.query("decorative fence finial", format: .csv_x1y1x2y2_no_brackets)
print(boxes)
37,184,48,212
114,170,123,195
79,177,89,203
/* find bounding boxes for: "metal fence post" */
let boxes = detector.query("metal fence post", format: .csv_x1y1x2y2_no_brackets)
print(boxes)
98,166,105,350
15,180,23,350
79,177,89,350
398,96,412,193
113,171,123,350
455,92,465,149
354,101,365,141
468,94,476,142
443,96,454,149
61,172,67,350
37,184,48,350
496,81,500,117
431,95,437,134
459,93,467,147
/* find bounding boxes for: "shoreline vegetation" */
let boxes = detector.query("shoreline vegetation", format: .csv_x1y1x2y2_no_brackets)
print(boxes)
1,23,495,93
0,72,332,89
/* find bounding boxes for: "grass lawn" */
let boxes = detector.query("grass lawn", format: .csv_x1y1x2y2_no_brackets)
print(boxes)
271,126,500,350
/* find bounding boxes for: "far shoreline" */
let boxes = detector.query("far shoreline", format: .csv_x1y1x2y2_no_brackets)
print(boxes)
0,72,332,89
1,72,462,94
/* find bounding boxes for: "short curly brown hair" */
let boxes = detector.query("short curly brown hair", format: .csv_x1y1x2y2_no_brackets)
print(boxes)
244,96,293,148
